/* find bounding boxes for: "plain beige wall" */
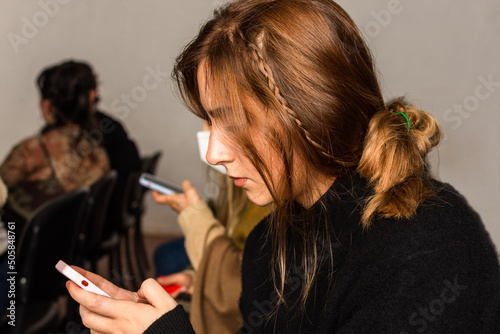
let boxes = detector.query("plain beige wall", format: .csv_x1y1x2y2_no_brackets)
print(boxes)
1,0,499,250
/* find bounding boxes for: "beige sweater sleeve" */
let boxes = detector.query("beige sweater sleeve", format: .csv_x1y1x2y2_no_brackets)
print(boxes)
178,200,225,270
190,235,243,334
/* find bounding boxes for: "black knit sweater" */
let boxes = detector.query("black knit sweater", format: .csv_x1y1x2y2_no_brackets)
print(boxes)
238,175,500,333
145,175,500,333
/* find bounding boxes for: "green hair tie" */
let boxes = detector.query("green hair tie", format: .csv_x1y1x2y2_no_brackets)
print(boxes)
395,111,410,133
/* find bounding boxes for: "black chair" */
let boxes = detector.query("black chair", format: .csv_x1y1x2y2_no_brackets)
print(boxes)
97,169,137,289
122,151,162,289
75,170,118,273
65,171,117,327
1,187,89,334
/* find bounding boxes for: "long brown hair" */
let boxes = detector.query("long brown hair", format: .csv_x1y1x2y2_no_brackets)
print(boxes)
173,0,441,315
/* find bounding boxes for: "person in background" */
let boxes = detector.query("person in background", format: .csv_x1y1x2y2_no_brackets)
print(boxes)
94,109,141,173
44,60,141,175
0,60,111,317
50,60,142,241
66,0,500,333
0,61,110,230
152,120,271,333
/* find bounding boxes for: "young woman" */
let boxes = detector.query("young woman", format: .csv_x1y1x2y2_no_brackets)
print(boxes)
67,0,500,333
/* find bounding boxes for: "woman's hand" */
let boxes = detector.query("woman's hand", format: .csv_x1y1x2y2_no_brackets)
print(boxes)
152,180,201,213
156,271,195,298
66,266,178,334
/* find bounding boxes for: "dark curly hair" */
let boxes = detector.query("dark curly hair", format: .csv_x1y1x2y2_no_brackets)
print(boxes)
37,60,98,134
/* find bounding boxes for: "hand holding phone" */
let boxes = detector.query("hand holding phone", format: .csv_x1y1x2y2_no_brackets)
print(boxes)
55,260,110,297
139,172,183,195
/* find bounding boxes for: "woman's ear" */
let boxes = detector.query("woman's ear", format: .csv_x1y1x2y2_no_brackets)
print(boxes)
202,119,211,131
41,99,55,124
89,89,97,111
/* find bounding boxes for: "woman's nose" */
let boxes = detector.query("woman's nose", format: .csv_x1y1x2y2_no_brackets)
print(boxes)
206,130,234,167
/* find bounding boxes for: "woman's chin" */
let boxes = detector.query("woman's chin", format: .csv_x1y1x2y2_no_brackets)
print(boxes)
246,190,273,207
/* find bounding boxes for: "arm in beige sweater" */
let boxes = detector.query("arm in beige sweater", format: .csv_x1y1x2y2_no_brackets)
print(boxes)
177,200,226,270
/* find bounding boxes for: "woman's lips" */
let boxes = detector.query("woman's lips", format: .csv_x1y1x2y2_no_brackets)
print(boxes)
231,177,247,187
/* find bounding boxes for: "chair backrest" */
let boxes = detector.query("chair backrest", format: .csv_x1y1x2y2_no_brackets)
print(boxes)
143,151,162,176
128,151,162,213
103,151,161,236
16,186,89,304
75,170,118,265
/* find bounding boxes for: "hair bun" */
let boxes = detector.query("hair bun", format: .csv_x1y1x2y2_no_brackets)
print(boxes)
357,98,442,225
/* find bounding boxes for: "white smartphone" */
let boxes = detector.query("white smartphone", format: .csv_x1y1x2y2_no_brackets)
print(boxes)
55,260,110,297
139,172,183,195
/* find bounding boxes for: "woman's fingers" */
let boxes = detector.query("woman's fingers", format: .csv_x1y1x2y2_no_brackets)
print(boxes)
137,278,178,310
69,266,118,298
67,280,121,318
69,280,169,334
152,191,186,213
182,181,202,203
181,180,193,192
152,190,179,204
152,182,201,213
69,266,137,301
66,272,178,333
156,273,194,298
79,305,116,334
79,299,154,334
156,273,185,286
